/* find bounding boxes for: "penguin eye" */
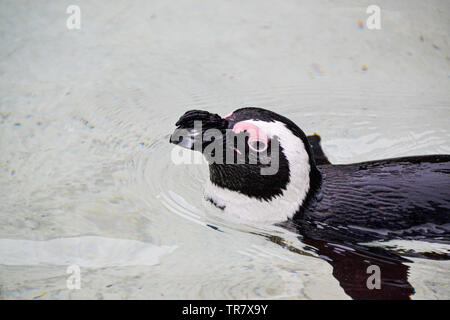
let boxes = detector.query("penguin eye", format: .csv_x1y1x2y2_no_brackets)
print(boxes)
232,121,269,153
248,139,268,153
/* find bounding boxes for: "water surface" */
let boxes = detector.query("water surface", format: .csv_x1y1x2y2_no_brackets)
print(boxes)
0,0,449,299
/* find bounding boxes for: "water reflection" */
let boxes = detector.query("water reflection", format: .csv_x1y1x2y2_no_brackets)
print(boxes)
271,226,416,300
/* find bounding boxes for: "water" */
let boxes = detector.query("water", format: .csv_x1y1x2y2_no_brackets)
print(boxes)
0,0,449,299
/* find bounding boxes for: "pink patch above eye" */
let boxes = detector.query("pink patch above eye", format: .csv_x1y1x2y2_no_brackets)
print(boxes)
232,121,268,152
223,112,233,119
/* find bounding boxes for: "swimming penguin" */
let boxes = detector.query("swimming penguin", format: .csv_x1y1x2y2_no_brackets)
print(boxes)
170,107,450,244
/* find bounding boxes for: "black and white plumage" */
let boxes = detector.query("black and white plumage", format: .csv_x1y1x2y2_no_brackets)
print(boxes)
170,107,450,300
170,107,450,244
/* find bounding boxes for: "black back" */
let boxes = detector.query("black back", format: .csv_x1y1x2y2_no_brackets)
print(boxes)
295,155,450,243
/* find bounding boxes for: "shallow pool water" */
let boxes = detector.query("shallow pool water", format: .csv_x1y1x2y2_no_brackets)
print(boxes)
0,0,449,299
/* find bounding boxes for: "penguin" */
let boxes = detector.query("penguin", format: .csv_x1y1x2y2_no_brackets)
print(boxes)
169,107,450,299
170,107,450,242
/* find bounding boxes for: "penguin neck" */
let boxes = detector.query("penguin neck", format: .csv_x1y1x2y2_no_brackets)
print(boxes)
208,161,290,201
205,158,322,222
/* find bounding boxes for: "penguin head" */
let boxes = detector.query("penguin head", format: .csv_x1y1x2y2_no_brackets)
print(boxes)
170,107,321,222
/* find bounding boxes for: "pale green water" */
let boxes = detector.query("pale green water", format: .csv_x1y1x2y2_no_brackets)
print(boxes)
0,0,449,299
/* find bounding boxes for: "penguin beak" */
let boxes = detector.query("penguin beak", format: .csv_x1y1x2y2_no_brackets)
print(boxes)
169,127,201,150
169,110,229,152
